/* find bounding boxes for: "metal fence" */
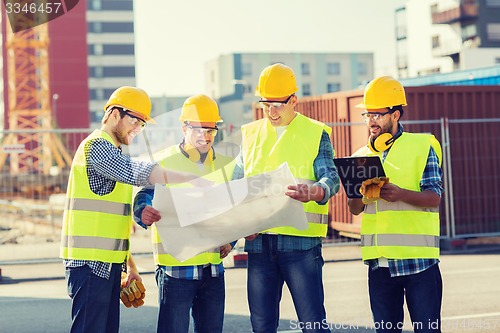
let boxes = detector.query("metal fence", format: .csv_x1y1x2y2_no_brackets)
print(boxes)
1,117,499,245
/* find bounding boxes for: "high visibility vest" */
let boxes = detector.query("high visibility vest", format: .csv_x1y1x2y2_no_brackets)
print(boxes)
354,132,443,260
152,145,236,266
241,113,331,237
60,130,133,263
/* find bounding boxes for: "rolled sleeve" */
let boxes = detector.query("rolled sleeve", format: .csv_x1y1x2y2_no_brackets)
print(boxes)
313,131,340,205
133,186,155,230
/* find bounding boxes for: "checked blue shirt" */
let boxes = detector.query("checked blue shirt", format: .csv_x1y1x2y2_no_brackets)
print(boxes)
64,137,156,280
366,124,444,277
232,130,340,253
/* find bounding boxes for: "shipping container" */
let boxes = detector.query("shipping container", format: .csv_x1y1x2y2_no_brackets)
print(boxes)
254,85,500,239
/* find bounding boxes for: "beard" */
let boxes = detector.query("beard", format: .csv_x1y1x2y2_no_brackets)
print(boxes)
113,120,134,146
372,120,394,140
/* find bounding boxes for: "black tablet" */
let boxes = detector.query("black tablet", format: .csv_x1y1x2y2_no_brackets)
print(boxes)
333,156,385,199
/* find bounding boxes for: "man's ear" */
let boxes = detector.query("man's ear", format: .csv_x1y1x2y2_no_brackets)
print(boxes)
290,95,298,107
394,109,402,122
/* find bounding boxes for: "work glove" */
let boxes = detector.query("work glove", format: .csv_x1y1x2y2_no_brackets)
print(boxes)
359,177,390,204
120,273,146,308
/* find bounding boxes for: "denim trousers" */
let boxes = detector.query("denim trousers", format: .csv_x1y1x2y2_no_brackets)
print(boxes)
247,236,330,333
368,263,443,333
65,263,122,333
155,266,225,333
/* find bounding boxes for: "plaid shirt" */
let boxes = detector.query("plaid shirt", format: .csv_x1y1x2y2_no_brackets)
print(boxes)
65,137,156,279
232,130,340,253
366,124,443,277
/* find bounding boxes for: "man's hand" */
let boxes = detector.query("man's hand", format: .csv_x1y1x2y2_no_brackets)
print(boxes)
285,184,324,203
141,205,161,226
359,177,390,204
219,243,232,259
379,182,403,202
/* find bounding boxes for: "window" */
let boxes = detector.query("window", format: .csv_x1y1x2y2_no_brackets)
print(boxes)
358,63,368,75
243,104,253,114
242,63,252,76
103,66,135,77
101,0,133,11
302,83,311,96
103,44,135,55
327,83,341,93
301,63,310,75
462,24,477,40
90,0,101,10
96,89,104,100
244,84,253,94
495,58,500,64
101,22,134,33
486,0,500,7
432,35,440,48
91,22,102,33
487,23,500,41
327,63,340,75
93,44,103,55
90,66,103,78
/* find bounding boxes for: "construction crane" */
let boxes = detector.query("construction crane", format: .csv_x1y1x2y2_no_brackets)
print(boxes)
0,5,72,176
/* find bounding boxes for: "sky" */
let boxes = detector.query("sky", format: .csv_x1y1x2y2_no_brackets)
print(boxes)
133,0,407,97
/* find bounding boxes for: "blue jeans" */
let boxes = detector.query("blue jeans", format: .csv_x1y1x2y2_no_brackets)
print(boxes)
368,264,443,333
155,266,225,333
247,236,329,333
65,263,122,333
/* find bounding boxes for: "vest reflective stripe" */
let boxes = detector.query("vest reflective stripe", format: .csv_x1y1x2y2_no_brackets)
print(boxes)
241,114,331,237
365,201,439,214
361,234,440,248
62,235,129,251
306,212,329,224
152,145,236,266
357,133,442,260
60,130,133,263
67,198,131,216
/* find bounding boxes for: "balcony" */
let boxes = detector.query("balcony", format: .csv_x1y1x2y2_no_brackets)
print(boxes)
432,2,478,24
432,39,462,58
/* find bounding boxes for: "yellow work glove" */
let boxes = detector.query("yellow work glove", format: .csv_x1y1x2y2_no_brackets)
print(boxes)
120,274,146,308
359,177,390,204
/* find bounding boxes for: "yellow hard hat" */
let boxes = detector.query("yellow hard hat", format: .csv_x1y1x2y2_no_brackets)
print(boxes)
104,86,155,124
356,76,407,109
179,94,223,123
255,63,298,99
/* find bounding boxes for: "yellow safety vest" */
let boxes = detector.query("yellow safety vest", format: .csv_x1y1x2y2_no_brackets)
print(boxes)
354,133,442,260
60,130,133,263
241,113,331,237
152,145,236,266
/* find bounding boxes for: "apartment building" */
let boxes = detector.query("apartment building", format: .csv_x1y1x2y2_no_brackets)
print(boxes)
396,0,500,78
86,0,136,128
205,52,374,128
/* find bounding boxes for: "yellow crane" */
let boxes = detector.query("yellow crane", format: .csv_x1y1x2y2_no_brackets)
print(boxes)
0,5,72,175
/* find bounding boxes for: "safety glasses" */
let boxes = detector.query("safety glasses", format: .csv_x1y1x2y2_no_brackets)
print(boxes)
259,94,294,110
360,110,394,123
185,124,218,137
118,109,147,128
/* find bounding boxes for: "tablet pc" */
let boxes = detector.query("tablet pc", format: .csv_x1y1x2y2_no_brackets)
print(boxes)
333,156,385,199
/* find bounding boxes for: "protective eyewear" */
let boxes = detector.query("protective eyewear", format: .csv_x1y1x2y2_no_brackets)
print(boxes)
259,94,294,109
186,124,218,137
118,109,147,128
360,110,394,123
